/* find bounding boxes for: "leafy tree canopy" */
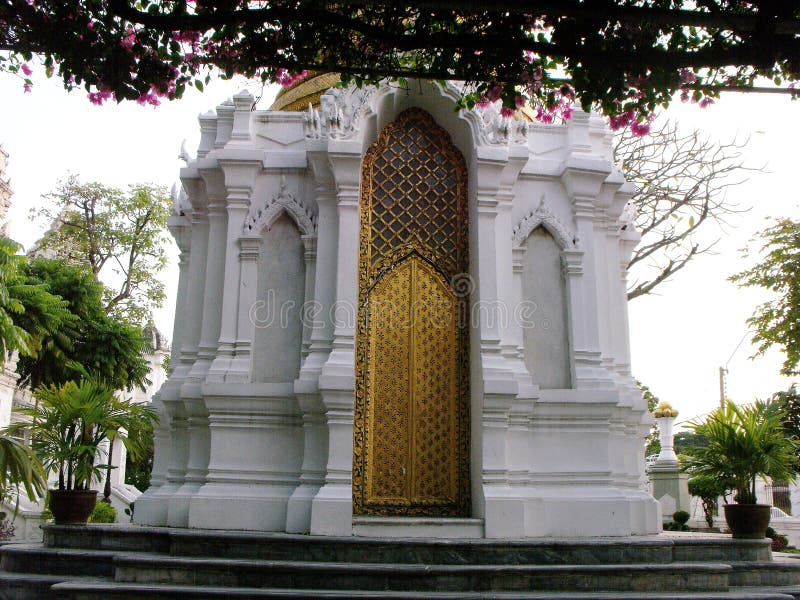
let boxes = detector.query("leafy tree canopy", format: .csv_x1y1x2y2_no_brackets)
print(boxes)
674,430,709,454
2,2,799,128
16,257,151,392
0,237,74,360
772,384,800,466
33,175,171,326
730,218,800,376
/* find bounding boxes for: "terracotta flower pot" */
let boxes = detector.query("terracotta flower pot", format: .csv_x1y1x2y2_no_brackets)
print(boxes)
48,489,98,524
723,503,772,539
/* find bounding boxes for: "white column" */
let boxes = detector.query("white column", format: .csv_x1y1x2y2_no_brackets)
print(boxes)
309,142,360,536
134,210,190,525
473,150,523,538
165,179,210,527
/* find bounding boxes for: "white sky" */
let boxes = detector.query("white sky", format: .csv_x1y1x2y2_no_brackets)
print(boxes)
0,72,797,426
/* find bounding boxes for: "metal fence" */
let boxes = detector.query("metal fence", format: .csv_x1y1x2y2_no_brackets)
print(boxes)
765,481,792,514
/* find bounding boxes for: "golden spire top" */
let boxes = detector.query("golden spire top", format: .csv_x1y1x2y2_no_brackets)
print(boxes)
269,72,341,111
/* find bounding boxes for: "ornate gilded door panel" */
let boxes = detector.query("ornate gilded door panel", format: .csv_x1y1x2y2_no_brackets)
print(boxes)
354,108,469,517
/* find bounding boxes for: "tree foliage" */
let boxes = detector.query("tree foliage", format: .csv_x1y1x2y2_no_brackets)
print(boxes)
674,431,709,454
688,475,727,528
638,380,661,456
616,119,754,300
772,384,800,466
33,175,171,326
15,257,151,392
730,218,800,376
2,2,799,125
124,416,154,492
0,236,74,360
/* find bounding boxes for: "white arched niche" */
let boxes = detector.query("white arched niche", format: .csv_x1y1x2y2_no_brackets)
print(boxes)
251,211,308,384
522,227,570,389
513,199,576,389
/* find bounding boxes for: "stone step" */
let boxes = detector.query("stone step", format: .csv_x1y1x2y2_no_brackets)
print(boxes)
731,561,800,587
49,582,797,600
0,543,124,577
43,525,773,565
111,555,731,593
0,572,105,600
44,524,170,553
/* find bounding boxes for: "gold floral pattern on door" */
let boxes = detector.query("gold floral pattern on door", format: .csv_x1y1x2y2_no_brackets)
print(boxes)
353,108,469,517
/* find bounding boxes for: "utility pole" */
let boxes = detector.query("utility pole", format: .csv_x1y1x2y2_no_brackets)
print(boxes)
719,330,750,409
718,366,728,409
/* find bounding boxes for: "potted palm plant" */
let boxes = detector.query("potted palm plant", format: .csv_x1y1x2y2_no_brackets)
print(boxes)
5,379,157,524
682,400,798,539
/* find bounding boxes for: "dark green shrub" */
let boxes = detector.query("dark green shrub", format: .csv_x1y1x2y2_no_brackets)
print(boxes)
673,510,690,526
88,500,116,523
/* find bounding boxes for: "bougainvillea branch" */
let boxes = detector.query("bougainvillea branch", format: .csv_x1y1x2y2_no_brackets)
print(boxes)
1,1,798,129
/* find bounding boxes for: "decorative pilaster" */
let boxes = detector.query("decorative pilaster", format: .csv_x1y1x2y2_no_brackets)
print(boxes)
289,152,338,533
227,236,261,380
560,109,614,389
207,154,262,383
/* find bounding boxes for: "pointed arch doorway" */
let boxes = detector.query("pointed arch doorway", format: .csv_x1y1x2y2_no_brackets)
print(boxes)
353,108,470,517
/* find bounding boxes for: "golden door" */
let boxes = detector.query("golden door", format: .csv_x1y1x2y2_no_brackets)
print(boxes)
353,108,470,517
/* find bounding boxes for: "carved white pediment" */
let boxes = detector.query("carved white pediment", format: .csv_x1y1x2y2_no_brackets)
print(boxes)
304,85,375,140
476,104,530,146
243,176,317,240
512,195,577,250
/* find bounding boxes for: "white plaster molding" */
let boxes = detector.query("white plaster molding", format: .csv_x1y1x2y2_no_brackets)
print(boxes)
512,195,578,250
243,176,317,241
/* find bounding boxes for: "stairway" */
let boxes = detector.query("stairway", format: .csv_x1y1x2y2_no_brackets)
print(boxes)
1,525,800,599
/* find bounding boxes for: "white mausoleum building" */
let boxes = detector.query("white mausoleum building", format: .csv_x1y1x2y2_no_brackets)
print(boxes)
134,77,660,538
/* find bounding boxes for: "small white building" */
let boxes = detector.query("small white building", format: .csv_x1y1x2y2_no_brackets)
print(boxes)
134,77,660,538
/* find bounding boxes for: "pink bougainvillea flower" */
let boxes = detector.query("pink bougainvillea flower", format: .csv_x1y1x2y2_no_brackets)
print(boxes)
679,68,697,85
499,106,515,118
23,83,32,93
21,63,32,76
699,97,714,108
485,83,502,102
630,120,652,137
87,85,114,106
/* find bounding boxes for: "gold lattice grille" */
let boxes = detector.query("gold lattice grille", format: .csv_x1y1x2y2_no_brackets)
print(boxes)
353,108,470,517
